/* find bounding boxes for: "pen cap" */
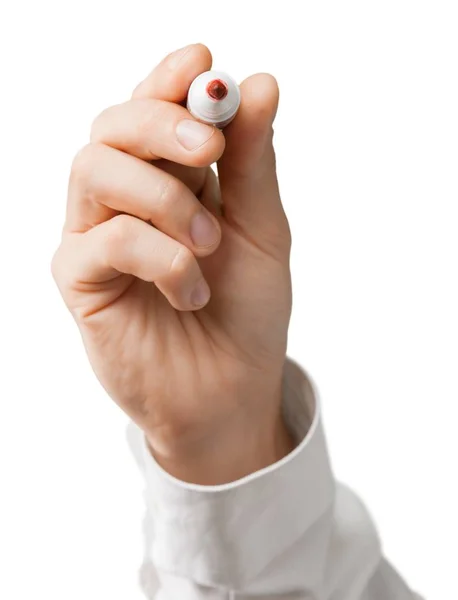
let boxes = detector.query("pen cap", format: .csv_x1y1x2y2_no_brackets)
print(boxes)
187,70,241,128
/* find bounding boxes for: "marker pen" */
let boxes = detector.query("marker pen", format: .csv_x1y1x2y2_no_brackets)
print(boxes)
187,70,241,129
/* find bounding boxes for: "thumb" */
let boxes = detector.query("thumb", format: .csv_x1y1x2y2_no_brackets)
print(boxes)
217,73,289,252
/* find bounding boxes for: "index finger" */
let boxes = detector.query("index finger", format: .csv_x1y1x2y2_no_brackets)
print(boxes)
131,43,214,196
132,43,212,103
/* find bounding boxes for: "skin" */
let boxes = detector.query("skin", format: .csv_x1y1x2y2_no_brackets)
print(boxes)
52,44,295,485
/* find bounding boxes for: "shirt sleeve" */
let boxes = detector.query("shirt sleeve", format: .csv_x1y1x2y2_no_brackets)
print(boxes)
126,357,423,600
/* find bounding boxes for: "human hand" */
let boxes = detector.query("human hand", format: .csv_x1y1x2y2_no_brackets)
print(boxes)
52,44,294,484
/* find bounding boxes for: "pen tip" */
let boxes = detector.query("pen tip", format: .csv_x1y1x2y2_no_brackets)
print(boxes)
206,79,229,101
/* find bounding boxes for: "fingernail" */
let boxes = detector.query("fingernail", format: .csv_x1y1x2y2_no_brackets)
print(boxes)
176,120,214,151
190,210,220,248
190,279,211,308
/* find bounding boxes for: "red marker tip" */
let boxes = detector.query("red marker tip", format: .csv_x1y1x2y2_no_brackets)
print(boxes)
206,79,229,101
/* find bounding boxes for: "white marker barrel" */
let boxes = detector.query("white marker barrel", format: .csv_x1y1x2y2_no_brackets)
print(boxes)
187,70,241,129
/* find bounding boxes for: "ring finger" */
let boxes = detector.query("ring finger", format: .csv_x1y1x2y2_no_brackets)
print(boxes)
66,143,222,255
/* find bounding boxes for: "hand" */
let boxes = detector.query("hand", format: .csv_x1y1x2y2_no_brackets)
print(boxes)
52,44,294,484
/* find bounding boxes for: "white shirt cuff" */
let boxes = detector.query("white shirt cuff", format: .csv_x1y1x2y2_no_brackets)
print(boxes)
127,357,335,590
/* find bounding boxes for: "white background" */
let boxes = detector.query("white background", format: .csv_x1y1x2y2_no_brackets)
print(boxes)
1,1,456,598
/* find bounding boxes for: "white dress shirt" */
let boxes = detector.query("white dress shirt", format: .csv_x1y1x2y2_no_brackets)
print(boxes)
127,358,423,599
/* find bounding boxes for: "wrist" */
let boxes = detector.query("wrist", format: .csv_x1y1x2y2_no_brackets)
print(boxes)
145,390,295,486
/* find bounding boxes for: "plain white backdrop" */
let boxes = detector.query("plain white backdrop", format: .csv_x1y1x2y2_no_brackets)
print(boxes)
0,1,456,598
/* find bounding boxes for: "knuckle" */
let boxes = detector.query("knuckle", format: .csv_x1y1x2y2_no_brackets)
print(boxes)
104,214,134,256
169,246,195,278
70,143,103,188
270,218,292,257
134,100,165,160
50,241,74,299
137,99,163,138
153,177,179,220
284,218,293,249
90,106,112,142
50,247,62,282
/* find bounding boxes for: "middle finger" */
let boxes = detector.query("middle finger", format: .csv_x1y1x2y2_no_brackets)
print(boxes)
90,98,226,168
